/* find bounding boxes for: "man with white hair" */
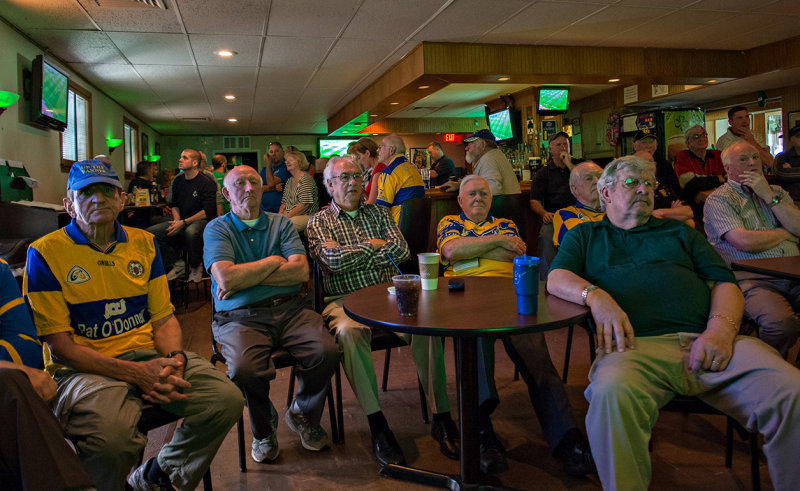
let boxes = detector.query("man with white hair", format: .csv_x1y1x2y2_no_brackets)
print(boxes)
674,125,726,213
375,133,425,223
704,140,800,358
308,155,458,467
552,161,604,247
548,155,800,491
439,129,521,197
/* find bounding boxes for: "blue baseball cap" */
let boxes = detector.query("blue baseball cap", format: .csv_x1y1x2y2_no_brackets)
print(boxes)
462,129,496,143
67,159,122,191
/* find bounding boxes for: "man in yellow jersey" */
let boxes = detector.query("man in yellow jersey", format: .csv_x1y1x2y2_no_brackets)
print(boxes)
437,175,595,476
375,133,425,223
25,159,243,491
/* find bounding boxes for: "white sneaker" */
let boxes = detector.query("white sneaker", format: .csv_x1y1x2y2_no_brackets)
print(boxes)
165,260,185,281
188,265,204,283
285,403,330,451
252,433,279,463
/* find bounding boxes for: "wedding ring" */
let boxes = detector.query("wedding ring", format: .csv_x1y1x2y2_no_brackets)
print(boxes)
711,360,720,367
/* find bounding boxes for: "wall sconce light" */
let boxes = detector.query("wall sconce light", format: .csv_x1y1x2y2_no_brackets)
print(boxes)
149,155,161,162
0,90,20,116
107,138,123,153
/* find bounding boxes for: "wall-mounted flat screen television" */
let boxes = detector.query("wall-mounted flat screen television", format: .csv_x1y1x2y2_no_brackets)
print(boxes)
318,138,358,158
30,55,69,132
537,87,569,115
486,108,521,145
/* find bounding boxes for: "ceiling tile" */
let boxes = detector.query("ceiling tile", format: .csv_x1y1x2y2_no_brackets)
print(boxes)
0,0,95,30
190,34,263,66
266,0,361,37
134,65,203,93
600,10,733,49
260,36,333,69
180,0,268,35
544,4,671,46
82,2,183,33
479,1,603,44
67,62,146,90
339,0,448,40
256,65,315,89
107,32,193,65
199,66,258,90
408,0,530,43
26,29,127,64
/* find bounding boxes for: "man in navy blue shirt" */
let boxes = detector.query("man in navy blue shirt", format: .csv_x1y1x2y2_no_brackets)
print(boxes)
260,142,291,213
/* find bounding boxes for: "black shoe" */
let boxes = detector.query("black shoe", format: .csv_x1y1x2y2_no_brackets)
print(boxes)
431,418,460,460
561,438,596,476
479,429,508,474
372,428,406,467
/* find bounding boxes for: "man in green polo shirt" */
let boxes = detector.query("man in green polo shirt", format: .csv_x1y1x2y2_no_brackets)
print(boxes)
547,155,800,491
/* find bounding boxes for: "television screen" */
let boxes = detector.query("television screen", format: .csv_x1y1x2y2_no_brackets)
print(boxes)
31,55,69,131
538,88,569,113
488,109,514,142
318,138,358,158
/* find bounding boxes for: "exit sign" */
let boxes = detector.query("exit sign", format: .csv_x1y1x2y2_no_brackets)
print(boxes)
444,133,456,142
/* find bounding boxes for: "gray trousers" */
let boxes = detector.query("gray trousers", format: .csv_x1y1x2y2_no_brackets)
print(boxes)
52,349,244,491
147,219,208,269
585,334,800,491
212,296,340,439
737,273,800,358
537,222,556,281
478,332,576,451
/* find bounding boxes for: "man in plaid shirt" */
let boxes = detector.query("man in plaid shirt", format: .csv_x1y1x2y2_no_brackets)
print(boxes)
307,155,458,468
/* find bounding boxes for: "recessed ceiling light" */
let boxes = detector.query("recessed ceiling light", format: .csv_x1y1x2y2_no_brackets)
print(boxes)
370,114,378,117
498,77,510,81
224,94,236,101
418,85,430,89
707,79,717,83
372,133,378,136
227,118,238,123
343,130,349,134
390,102,399,105
608,78,620,83
216,50,237,57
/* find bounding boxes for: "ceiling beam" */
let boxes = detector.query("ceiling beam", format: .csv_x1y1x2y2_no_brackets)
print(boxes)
328,41,747,136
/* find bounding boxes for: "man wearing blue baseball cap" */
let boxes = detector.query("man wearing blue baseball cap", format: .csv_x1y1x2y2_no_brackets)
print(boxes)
24,159,243,491
439,129,521,196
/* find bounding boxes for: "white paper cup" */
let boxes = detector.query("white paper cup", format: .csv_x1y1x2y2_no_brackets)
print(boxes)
418,252,440,290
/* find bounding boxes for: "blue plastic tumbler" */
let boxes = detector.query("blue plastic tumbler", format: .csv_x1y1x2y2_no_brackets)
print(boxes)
513,255,540,315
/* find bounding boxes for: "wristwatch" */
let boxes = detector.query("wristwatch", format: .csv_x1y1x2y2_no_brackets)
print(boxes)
581,284,599,305
767,195,782,208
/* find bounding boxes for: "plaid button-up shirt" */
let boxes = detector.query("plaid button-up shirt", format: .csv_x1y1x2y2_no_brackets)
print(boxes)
307,200,410,296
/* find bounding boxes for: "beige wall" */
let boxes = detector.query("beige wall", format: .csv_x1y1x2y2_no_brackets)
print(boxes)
0,21,160,205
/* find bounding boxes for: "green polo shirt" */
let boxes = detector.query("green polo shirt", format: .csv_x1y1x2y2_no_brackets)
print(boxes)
551,216,737,337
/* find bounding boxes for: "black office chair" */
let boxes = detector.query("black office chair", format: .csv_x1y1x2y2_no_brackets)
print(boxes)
658,395,760,491
137,404,213,490
489,193,529,243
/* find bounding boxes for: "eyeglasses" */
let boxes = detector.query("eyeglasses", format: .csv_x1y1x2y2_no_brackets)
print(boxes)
332,172,363,183
689,132,708,139
621,178,657,190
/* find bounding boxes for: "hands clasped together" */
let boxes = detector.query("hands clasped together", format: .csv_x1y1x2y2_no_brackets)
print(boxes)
136,357,192,404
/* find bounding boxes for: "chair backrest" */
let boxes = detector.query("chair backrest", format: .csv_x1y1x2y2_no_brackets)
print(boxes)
397,196,432,274
489,193,528,243
312,258,327,314
313,173,331,208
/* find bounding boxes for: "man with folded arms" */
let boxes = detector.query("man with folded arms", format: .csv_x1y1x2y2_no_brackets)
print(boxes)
308,155,459,467
704,140,800,359
204,165,340,463
548,155,800,491
552,161,605,247
25,159,243,491
437,175,595,476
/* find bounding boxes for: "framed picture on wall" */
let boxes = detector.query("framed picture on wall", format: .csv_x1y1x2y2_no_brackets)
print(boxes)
789,111,800,131
154,142,161,158
141,133,149,160
410,148,429,169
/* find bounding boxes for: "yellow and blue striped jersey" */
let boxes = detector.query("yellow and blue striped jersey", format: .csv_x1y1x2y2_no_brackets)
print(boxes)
437,213,519,277
1,258,42,368
376,155,425,223
25,220,173,373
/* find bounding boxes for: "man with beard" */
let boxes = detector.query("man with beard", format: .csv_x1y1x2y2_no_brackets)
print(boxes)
438,129,520,196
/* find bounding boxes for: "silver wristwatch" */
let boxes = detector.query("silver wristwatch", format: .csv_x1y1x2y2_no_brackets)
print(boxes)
581,284,599,305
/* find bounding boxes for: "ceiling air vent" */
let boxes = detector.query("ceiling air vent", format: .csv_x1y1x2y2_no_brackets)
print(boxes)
181,117,208,122
93,0,168,9
223,136,251,150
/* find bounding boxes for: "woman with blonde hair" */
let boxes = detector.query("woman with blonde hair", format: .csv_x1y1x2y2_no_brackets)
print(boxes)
279,150,319,231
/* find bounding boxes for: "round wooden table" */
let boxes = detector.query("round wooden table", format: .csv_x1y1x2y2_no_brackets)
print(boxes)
343,276,589,490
